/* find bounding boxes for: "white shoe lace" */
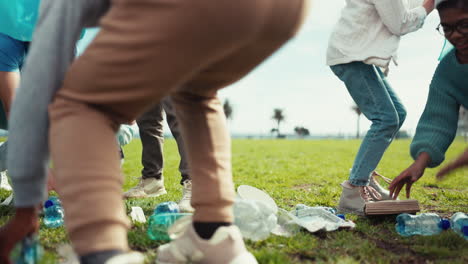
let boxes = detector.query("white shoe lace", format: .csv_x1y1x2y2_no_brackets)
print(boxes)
360,186,382,202
372,171,392,184
181,180,192,201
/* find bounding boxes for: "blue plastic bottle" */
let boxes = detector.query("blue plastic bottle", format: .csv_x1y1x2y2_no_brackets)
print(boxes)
450,212,468,240
396,213,451,237
10,234,43,264
44,196,61,208
147,202,190,241
154,201,179,215
43,198,64,228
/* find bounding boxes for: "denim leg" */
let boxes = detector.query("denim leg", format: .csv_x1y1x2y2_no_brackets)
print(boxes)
377,68,407,132
331,62,402,186
136,104,164,179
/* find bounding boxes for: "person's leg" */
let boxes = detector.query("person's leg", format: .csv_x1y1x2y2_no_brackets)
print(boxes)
367,68,407,200
49,0,305,260
331,62,401,214
161,96,194,212
0,33,29,190
162,97,189,183
124,104,167,198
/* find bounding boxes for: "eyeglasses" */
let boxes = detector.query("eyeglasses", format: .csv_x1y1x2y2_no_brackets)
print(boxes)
437,19,468,36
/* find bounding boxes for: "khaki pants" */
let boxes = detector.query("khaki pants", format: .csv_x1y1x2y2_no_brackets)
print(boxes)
49,0,307,255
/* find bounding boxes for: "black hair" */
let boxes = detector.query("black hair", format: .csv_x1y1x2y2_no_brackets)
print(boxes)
437,0,468,12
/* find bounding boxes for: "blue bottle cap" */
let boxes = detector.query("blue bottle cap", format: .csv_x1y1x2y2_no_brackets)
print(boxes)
44,200,54,209
462,226,468,237
440,219,451,230
337,214,346,220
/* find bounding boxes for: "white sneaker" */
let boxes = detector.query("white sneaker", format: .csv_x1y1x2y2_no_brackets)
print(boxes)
369,171,394,201
157,216,258,264
105,252,145,264
0,171,12,191
123,178,167,199
178,180,194,213
337,181,381,216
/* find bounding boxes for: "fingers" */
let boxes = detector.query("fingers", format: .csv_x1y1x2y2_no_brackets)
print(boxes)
405,181,413,199
391,182,404,200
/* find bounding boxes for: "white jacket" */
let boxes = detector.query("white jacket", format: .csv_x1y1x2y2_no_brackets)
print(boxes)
326,0,427,69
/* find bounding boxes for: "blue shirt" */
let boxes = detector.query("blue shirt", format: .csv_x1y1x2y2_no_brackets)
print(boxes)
0,0,41,41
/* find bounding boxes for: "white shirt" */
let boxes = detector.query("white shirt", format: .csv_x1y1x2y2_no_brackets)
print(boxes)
326,0,427,69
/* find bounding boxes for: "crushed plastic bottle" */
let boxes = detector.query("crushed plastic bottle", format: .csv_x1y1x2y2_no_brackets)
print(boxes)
233,199,277,241
295,204,337,215
43,197,64,228
293,205,353,232
147,213,191,241
10,234,43,264
154,201,179,215
396,213,450,237
450,212,468,240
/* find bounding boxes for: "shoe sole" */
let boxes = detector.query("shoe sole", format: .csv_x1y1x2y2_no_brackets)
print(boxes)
156,252,257,264
123,189,167,199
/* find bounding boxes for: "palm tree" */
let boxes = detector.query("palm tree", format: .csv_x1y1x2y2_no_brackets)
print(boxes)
294,126,310,138
351,104,362,139
223,99,233,121
272,108,285,138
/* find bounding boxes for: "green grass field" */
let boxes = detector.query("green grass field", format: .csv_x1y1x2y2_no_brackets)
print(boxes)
1,138,467,263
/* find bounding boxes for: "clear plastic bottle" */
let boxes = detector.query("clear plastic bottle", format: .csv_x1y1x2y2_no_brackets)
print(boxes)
396,213,451,237
450,212,468,240
154,201,179,215
43,201,64,228
10,234,43,264
147,213,191,241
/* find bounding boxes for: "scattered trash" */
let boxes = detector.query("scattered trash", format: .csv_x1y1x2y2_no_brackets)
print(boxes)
396,213,450,237
234,185,355,241
43,196,64,228
233,199,277,241
289,204,355,233
237,185,278,214
154,201,179,215
147,212,191,241
147,201,191,241
10,234,43,264
130,206,147,223
450,212,468,240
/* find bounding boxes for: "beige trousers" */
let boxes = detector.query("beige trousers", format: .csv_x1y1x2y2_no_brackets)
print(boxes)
49,0,308,255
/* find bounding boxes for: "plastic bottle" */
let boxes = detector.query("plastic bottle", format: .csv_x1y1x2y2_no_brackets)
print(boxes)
395,213,451,237
43,198,64,228
147,213,191,241
153,201,179,215
10,234,43,264
44,196,61,208
147,202,189,241
450,212,468,240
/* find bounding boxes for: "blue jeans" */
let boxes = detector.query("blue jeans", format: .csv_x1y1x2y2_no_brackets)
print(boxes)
331,62,406,186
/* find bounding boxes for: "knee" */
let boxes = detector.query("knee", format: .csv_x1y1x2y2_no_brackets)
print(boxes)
374,113,400,137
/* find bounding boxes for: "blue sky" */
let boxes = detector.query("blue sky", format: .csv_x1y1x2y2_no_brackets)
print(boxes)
78,1,446,136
